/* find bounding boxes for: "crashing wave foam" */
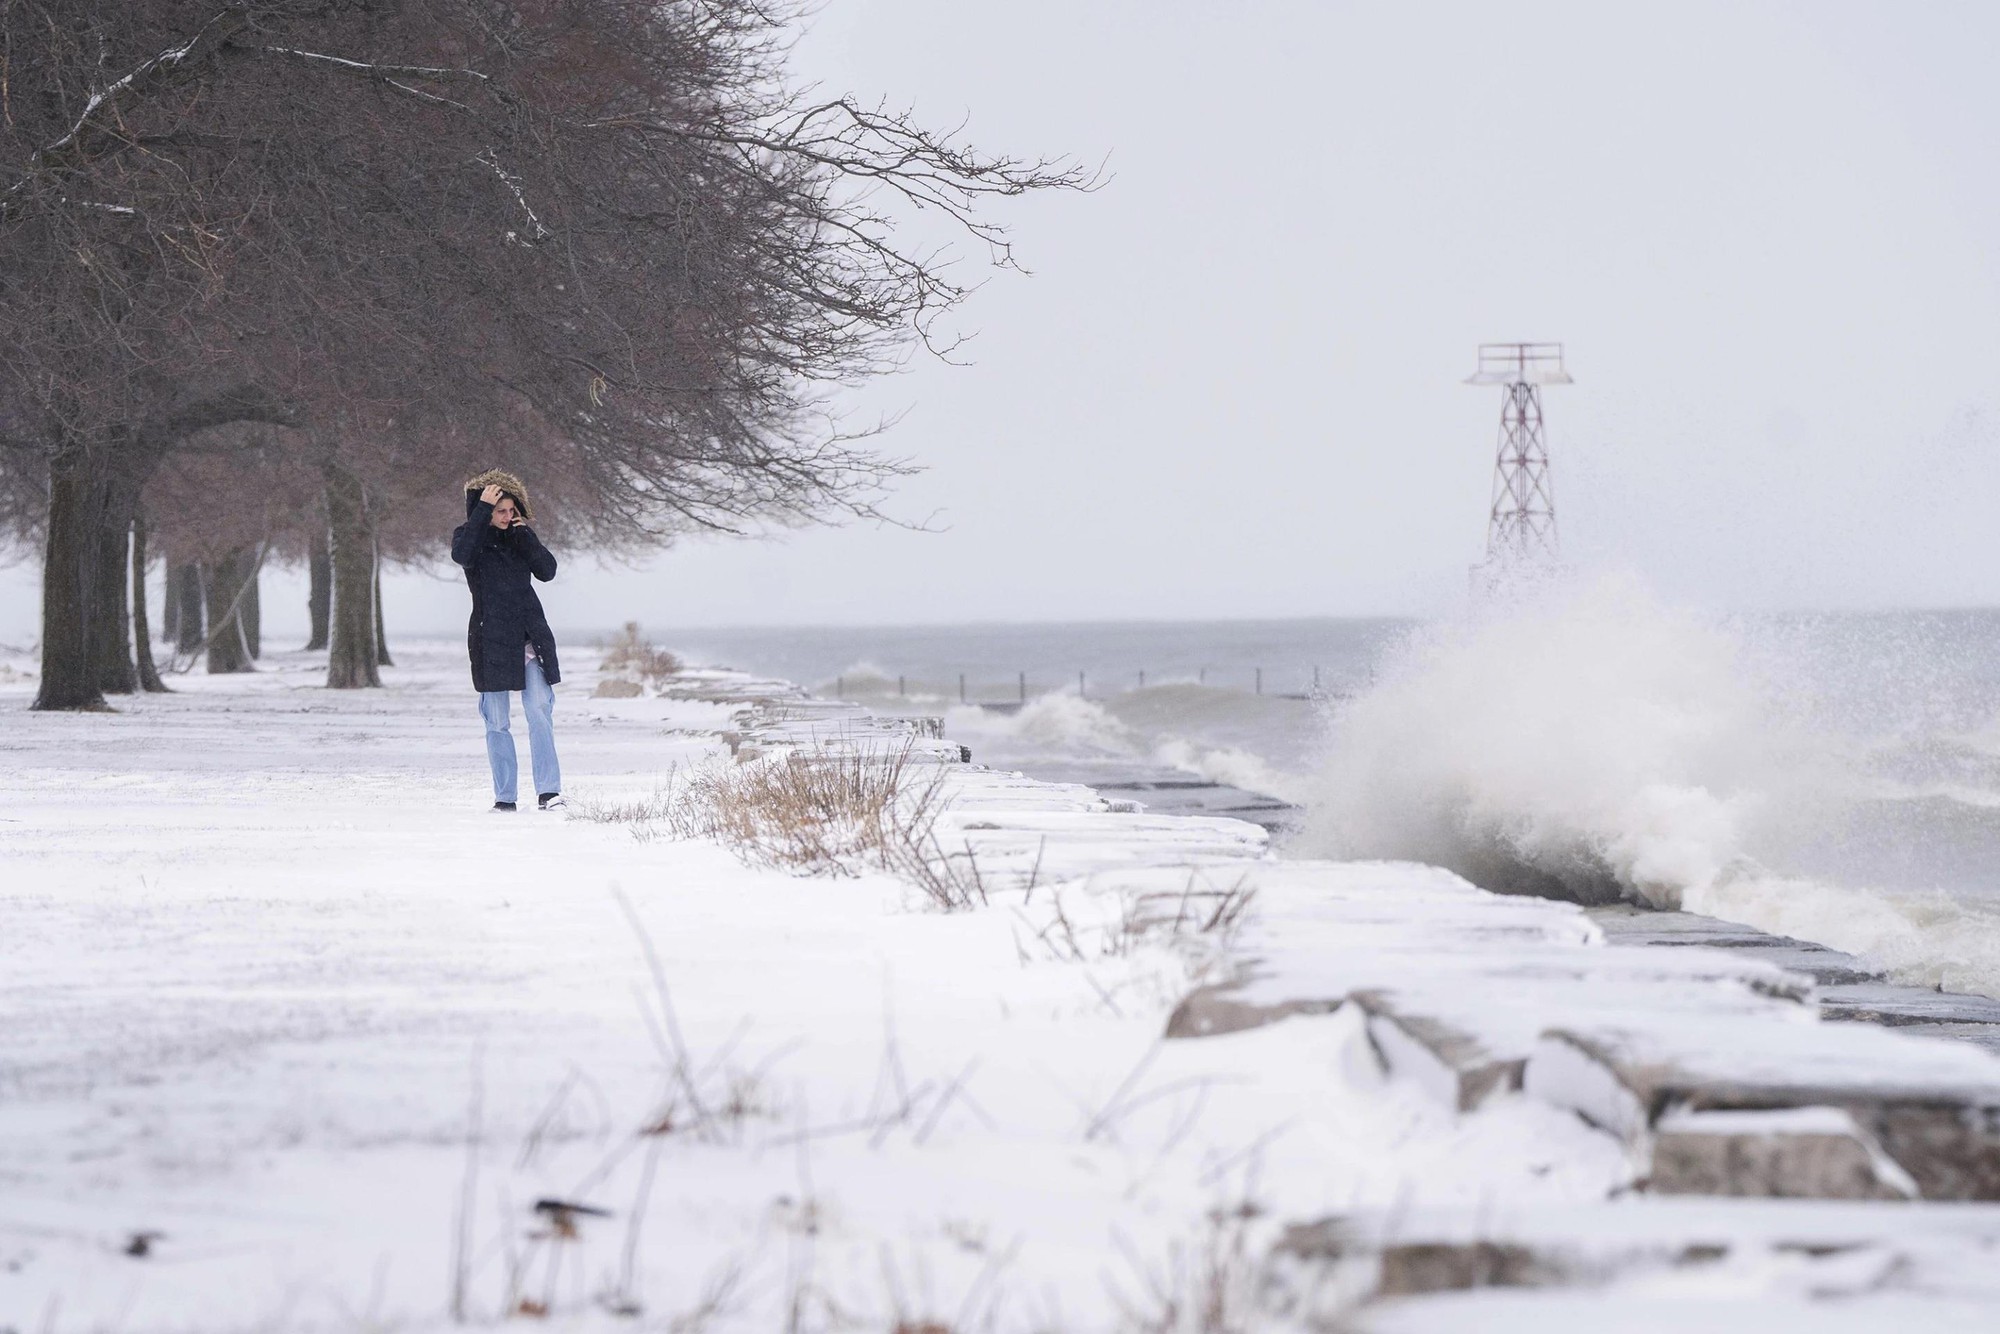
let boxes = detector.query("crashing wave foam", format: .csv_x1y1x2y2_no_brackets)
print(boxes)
936,693,1133,755
1294,572,2000,996
941,689,1310,800
1150,738,1311,804
1687,870,2000,996
1295,574,1778,908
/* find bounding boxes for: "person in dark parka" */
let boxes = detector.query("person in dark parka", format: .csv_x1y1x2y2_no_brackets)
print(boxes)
451,468,565,812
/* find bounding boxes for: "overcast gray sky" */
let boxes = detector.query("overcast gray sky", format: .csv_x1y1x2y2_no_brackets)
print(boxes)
6,0,2000,643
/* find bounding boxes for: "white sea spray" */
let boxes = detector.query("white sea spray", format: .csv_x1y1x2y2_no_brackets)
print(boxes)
943,688,1315,802
1297,574,1774,907
1295,573,2000,996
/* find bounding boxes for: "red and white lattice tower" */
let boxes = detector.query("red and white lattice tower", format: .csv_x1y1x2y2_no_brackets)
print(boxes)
1467,342,1569,571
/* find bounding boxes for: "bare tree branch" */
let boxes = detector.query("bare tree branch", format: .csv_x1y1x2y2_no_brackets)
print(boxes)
1,5,252,207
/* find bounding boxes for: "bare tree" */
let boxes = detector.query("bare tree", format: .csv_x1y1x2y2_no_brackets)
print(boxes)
147,427,314,675
0,1,1095,708
129,512,169,692
304,525,331,651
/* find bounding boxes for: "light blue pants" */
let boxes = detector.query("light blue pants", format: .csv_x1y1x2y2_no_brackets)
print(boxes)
479,658,561,803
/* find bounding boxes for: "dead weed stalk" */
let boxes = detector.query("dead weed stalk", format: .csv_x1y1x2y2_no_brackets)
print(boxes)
1017,872,1259,968
1110,1209,1269,1334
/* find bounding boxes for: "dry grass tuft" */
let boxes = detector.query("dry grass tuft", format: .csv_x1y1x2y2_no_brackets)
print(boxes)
573,742,988,910
695,746,920,871
570,786,682,840
1017,872,1258,971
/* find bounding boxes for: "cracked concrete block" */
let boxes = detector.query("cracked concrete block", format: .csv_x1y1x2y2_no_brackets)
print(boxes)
1164,983,1340,1039
1649,1106,1919,1200
1355,993,1522,1113
1524,1027,2000,1199
1372,1241,1562,1295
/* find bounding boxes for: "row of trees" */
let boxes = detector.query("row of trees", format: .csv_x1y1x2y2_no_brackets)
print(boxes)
0,1,1088,710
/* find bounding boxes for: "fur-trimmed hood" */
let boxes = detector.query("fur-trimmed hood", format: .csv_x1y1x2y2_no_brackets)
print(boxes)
464,468,534,522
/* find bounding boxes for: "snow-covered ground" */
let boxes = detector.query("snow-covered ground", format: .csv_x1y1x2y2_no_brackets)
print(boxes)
5,639,2000,1331
0,641,1608,1330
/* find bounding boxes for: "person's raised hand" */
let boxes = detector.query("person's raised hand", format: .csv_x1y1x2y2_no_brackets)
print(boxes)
479,484,505,506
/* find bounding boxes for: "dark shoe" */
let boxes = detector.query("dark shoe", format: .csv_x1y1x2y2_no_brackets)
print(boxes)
537,792,565,811
492,801,518,812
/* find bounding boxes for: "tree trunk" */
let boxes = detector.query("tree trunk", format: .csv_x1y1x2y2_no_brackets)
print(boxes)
33,449,114,711
243,562,262,659
132,514,168,693
172,563,205,656
324,466,380,689
373,547,394,667
93,498,138,695
161,551,181,643
305,528,331,650
203,547,256,674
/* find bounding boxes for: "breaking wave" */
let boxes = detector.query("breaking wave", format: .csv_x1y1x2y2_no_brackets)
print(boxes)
955,691,1140,756
936,687,1316,803
1292,573,2000,997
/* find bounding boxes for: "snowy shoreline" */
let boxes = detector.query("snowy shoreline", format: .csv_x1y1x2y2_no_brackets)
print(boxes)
7,641,2000,1328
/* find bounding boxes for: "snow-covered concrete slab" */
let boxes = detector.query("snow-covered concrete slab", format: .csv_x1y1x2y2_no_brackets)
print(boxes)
1274,1196,2000,1329
1142,862,1818,1112
1133,859,2000,1200
1591,903,1891,985
1528,1021,2000,1199
1648,1105,1919,1199
1819,981,2000,1027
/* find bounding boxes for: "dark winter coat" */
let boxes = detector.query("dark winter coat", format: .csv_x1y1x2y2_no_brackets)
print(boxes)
450,484,561,693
